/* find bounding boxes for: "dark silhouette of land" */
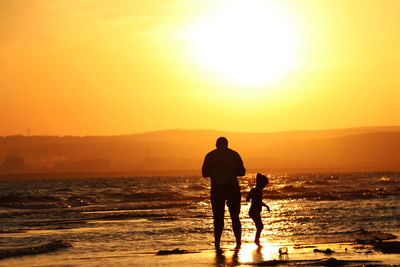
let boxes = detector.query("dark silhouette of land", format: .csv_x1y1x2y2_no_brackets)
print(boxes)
0,126,400,177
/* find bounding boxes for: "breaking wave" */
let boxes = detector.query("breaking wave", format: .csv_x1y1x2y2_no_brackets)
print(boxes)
0,240,72,260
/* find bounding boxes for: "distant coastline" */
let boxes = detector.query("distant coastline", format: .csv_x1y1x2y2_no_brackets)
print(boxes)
1,126,400,176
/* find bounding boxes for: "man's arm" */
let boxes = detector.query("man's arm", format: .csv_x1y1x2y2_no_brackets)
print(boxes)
201,154,211,177
235,152,246,176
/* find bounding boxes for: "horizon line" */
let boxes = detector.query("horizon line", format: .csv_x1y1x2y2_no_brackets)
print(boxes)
1,125,400,138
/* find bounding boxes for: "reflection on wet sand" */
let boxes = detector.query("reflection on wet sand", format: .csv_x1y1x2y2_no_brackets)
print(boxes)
214,252,225,266
252,245,264,262
214,248,239,266
214,243,281,265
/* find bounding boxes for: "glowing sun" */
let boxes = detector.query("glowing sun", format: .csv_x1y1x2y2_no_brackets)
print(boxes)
185,1,299,87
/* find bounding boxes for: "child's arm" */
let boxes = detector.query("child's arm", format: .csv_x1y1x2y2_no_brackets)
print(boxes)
246,193,251,202
262,202,270,212
246,189,253,202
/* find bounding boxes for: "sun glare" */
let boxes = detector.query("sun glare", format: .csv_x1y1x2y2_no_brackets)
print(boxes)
184,1,299,88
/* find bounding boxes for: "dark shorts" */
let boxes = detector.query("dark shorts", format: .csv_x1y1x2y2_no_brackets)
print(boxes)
210,182,241,220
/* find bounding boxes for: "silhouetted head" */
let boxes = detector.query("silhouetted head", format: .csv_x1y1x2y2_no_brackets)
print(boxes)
216,137,228,149
256,173,269,188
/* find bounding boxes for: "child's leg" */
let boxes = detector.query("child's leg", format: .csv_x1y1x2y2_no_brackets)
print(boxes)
250,213,263,244
254,215,263,244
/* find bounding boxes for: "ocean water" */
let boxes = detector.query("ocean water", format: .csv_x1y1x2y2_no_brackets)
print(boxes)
0,172,399,265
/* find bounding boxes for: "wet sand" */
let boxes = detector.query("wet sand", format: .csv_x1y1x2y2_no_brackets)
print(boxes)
1,241,400,266
137,242,400,266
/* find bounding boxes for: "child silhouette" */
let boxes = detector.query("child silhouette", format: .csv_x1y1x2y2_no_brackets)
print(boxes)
246,173,270,246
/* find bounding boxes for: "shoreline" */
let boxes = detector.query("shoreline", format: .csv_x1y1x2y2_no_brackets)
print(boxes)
1,241,400,266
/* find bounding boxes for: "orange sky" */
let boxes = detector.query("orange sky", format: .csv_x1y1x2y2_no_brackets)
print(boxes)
1,0,400,136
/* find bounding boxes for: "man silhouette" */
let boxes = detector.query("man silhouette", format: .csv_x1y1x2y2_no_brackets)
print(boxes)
202,137,246,250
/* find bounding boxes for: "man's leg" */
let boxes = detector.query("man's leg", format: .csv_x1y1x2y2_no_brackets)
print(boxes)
211,189,225,250
227,185,242,249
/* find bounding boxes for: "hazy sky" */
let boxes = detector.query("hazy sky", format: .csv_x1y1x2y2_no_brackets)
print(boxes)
1,0,400,136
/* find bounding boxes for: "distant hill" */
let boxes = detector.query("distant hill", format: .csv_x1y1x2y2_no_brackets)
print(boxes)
0,126,400,176
247,131,400,172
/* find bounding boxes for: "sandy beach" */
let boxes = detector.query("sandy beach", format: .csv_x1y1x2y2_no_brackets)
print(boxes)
2,241,400,266
141,242,400,266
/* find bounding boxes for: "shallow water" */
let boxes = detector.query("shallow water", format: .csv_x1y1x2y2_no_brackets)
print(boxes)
0,172,399,265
